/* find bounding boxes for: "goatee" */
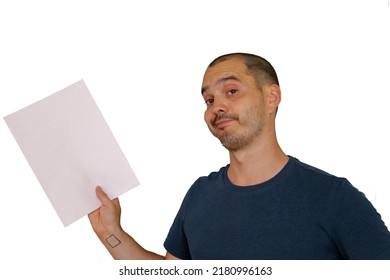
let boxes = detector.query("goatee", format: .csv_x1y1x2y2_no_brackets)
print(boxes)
210,113,263,152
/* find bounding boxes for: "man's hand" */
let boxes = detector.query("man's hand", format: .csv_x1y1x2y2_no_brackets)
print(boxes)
88,186,122,239
88,185,172,260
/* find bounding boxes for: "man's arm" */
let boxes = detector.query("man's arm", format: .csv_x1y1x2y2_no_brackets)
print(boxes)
88,186,180,260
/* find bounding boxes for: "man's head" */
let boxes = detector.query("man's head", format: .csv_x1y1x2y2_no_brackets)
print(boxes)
207,53,279,92
201,53,281,152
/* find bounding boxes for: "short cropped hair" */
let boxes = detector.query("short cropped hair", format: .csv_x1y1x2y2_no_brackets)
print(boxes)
207,53,279,90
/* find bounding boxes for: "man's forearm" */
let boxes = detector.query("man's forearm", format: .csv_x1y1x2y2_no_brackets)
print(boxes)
100,228,164,260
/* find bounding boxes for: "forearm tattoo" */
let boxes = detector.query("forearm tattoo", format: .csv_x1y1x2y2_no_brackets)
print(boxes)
105,234,121,248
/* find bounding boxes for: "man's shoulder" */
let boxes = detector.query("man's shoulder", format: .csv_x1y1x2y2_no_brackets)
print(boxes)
288,156,353,193
186,165,228,194
291,156,342,180
193,165,227,185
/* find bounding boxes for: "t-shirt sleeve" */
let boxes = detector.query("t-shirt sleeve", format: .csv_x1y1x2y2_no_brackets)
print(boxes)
331,179,390,259
164,189,192,260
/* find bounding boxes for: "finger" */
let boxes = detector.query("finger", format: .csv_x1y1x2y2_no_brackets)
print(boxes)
87,207,100,227
95,185,112,206
112,197,120,207
88,207,99,218
87,209,98,225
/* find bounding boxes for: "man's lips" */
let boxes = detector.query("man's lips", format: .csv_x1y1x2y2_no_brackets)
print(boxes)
214,118,235,129
211,114,239,129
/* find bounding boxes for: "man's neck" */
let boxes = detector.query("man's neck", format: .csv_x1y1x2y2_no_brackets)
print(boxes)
227,137,288,187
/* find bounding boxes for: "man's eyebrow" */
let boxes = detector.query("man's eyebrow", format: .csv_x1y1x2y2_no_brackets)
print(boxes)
201,75,242,95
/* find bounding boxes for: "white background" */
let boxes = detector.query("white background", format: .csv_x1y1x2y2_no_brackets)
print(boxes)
1,0,389,278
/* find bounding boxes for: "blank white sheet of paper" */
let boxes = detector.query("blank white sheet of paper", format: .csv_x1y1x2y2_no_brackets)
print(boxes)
4,80,139,226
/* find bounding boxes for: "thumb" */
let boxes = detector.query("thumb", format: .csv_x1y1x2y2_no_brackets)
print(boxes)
95,185,112,206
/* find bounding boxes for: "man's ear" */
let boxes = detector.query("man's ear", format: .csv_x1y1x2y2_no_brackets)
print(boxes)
265,84,281,114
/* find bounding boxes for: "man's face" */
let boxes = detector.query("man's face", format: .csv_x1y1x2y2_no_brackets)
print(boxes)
201,57,267,152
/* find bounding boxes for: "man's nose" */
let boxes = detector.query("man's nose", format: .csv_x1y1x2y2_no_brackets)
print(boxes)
212,97,228,114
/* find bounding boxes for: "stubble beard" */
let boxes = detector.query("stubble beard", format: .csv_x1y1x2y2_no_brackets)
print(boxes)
210,111,264,152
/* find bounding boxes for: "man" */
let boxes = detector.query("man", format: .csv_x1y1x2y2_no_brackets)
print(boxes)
88,53,390,259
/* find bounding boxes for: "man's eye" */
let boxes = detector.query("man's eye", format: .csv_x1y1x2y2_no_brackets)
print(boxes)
227,89,237,95
205,99,214,105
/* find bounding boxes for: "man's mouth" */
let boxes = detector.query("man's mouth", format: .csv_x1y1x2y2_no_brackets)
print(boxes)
214,118,234,129
212,114,238,129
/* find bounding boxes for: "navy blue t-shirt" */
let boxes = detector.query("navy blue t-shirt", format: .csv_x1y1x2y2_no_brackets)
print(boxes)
164,156,390,259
